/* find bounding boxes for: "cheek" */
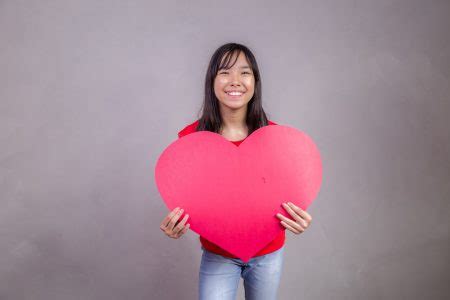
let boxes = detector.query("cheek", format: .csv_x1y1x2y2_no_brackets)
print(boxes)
215,77,228,86
214,79,227,93
244,78,255,90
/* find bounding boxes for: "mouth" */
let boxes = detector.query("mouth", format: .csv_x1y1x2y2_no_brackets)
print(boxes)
225,91,245,98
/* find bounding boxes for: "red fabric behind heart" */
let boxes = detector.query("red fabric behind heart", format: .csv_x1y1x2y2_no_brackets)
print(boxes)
155,125,322,262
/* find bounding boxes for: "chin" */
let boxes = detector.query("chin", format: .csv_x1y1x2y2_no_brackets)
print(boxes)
223,101,248,110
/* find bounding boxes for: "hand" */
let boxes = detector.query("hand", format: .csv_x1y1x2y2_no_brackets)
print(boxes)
276,202,312,235
160,207,190,239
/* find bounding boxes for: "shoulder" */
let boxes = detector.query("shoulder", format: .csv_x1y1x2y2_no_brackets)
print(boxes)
268,120,278,126
177,119,199,138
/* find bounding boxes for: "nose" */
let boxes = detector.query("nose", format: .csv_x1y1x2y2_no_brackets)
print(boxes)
230,73,242,86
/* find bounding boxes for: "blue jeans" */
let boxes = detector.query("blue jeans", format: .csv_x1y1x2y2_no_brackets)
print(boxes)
198,246,285,300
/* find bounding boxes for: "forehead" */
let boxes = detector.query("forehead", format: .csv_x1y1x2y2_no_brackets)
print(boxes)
219,51,251,69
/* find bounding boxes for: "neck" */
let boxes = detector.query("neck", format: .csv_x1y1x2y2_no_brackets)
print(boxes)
219,105,248,131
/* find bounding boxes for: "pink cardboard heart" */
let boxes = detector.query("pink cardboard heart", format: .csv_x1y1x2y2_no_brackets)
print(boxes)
155,125,322,262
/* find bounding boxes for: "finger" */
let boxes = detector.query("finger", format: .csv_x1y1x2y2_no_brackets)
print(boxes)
288,202,312,223
280,220,303,234
167,208,184,231
281,203,302,223
282,203,309,228
176,223,190,238
161,207,180,229
277,213,305,231
172,214,189,235
276,212,300,226
284,202,310,227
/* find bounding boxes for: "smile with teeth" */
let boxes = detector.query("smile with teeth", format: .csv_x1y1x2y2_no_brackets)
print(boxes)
226,91,244,96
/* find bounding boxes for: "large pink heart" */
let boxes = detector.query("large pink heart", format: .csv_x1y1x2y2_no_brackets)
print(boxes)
155,125,322,262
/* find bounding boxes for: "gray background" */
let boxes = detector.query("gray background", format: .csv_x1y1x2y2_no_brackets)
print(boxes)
1,0,449,299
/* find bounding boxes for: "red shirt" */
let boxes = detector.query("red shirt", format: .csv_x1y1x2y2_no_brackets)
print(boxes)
177,119,286,258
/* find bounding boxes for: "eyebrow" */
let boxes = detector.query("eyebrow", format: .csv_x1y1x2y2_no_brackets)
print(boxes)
219,66,252,70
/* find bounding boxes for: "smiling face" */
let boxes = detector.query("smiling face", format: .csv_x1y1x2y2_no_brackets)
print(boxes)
213,51,255,112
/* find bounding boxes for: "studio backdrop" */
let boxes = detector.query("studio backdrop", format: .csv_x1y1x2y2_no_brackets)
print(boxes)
0,0,449,299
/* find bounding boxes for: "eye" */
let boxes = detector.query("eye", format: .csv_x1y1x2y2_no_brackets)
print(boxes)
219,71,229,74
242,71,252,75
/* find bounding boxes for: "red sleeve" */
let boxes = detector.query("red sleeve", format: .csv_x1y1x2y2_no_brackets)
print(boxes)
178,120,199,138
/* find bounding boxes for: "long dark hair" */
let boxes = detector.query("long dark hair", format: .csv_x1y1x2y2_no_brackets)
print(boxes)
196,43,269,135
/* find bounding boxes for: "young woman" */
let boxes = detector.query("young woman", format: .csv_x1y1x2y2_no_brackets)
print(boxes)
159,43,313,300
